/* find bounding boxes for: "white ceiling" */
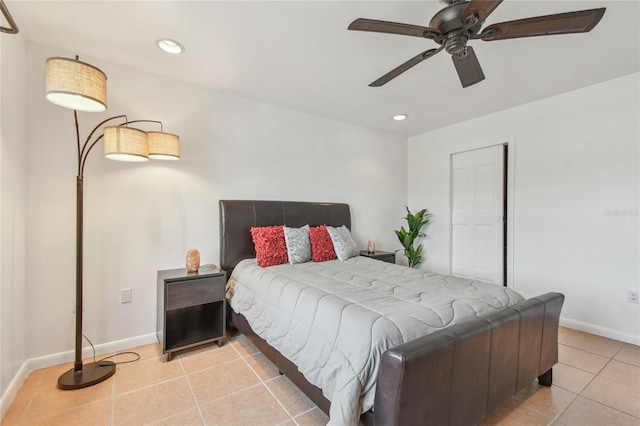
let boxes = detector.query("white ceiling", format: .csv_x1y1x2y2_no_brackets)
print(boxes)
7,0,640,136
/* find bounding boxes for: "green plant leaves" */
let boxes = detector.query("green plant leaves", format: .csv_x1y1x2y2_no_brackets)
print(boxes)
395,206,431,268
394,227,412,249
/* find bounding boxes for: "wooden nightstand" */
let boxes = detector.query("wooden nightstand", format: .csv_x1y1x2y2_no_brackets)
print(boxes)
156,265,227,361
359,250,396,264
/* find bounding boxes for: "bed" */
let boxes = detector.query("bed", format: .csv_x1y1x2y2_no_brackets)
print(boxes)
220,200,564,426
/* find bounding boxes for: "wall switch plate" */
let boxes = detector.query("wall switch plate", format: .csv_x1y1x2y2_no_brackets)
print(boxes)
628,290,639,304
121,288,132,304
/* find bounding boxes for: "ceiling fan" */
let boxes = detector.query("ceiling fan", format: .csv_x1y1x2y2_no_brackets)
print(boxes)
348,0,605,88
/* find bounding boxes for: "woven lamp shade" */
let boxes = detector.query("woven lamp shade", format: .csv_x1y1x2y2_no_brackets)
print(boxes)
46,57,107,112
148,131,180,160
104,126,149,162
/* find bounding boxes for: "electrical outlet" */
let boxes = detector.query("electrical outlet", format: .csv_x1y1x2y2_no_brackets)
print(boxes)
628,290,639,304
121,288,132,304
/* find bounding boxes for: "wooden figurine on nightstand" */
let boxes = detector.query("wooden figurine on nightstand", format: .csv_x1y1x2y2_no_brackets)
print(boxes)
186,248,200,272
367,238,376,254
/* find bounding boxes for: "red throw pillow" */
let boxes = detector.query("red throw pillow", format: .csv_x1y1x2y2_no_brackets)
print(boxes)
250,226,288,267
309,225,337,262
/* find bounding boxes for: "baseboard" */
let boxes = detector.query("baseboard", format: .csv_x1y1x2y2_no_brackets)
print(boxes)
0,332,158,421
560,318,640,346
0,360,29,420
27,332,158,371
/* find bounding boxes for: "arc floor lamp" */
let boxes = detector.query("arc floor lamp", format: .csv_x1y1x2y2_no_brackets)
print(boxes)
45,56,180,389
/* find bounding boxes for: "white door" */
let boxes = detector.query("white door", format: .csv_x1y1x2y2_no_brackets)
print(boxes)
451,145,505,285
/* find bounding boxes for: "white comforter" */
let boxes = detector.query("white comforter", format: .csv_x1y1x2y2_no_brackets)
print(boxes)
226,257,523,426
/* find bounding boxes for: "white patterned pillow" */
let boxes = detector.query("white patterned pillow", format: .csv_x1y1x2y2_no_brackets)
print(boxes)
326,225,359,261
283,225,311,264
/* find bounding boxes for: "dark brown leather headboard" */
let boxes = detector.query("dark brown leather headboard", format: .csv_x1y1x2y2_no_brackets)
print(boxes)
219,200,351,276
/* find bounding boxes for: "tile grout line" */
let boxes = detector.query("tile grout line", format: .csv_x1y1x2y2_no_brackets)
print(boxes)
557,340,633,376
559,342,611,360
229,338,301,425
556,360,604,377
505,384,560,423
111,348,211,398
576,393,640,420
575,352,640,420
197,382,265,408
177,349,207,425
551,343,640,423
295,406,318,418
144,409,195,426
110,369,115,426
565,356,608,395
12,404,31,425
513,403,564,425
558,344,621,359
12,387,114,424
169,339,281,421
558,334,625,357
560,340,640,380
512,335,635,425
178,354,242,375
16,382,36,426
113,375,184,397
546,391,580,425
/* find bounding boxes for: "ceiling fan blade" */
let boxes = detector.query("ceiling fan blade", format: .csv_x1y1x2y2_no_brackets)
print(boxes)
479,8,606,41
369,47,443,87
348,18,441,40
452,46,485,88
462,0,503,25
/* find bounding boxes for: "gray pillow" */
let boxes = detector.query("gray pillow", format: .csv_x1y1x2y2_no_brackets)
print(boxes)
326,225,359,261
283,225,311,264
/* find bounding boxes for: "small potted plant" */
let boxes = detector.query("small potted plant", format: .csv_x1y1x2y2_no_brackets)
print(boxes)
395,207,432,268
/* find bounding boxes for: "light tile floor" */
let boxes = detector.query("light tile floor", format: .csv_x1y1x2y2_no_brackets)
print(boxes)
2,327,639,425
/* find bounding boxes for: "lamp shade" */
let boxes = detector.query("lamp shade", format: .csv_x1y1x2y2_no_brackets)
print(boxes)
104,126,148,162
148,131,180,160
46,57,107,112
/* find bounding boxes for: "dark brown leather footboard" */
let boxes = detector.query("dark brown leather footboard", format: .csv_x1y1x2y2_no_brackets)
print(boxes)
374,292,564,425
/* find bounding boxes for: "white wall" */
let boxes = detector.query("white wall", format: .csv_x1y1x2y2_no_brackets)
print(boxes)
25,43,408,360
0,35,29,407
408,73,640,344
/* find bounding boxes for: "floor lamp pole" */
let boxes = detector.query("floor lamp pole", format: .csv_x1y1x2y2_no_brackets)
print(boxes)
74,175,83,372
57,112,124,390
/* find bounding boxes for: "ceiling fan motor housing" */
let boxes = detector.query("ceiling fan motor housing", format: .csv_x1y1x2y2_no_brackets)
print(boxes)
441,0,467,6
429,1,470,34
445,35,468,54
429,2,471,55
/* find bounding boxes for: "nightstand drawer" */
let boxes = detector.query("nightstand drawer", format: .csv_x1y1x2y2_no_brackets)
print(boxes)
166,277,224,310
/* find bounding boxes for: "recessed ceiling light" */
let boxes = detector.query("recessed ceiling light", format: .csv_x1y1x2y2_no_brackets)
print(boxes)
156,39,185,55
392,114,408,121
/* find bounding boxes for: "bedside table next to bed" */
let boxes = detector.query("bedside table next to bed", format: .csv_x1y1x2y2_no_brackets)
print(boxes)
156,265,227,361
359,250,396,264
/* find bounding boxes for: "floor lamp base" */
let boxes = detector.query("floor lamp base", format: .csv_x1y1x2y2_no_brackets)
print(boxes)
57,361,116,390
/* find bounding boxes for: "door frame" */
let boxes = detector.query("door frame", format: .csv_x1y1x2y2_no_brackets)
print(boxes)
448,140,515,289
